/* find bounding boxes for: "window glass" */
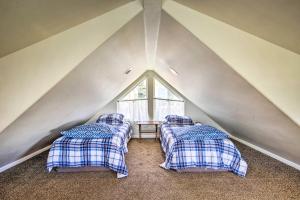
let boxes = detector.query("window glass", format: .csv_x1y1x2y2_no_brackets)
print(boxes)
118,79,148,121
154,99,184,121
123,79,147,100
117,78,185,121
154,78,184,121
117,100,148,121
154,79,181,100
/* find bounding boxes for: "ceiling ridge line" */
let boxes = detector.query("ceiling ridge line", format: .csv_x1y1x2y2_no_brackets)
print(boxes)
143,0,162,68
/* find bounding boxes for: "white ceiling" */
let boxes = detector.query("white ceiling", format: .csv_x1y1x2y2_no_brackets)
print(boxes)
0,0,299,168
174,0,300,54
163,0,300,126
0,1,142,135
0,13,147,166
155,11,300,164
0,0,133,57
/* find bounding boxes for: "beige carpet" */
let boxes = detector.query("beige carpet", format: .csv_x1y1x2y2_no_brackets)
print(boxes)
0,139,299,200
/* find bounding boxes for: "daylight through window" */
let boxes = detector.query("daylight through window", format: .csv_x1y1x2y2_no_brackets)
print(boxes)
117,79,148,121
117,77,184,121
154,78,184,121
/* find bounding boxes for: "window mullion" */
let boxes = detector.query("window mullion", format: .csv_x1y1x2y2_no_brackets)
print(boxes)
148,76,154,120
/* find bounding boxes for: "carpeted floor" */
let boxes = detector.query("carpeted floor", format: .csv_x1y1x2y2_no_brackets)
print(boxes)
0,139,299,200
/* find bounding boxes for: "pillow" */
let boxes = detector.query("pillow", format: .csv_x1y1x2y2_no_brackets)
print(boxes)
96,113,124,125
165,115,194,125
62,123,118,139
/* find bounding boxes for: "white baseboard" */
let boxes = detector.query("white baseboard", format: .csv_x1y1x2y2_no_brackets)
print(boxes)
230,135,300,171
0,145,51,173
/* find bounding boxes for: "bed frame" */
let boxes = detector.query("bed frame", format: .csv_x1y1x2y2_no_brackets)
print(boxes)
54,166,111,173
176,168,228,173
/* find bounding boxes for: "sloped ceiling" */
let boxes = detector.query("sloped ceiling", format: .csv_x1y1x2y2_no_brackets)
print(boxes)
174,0,300,55
0,1,142,135
163,0,300,126
0,0,133,57
0,13,146,166
155,11,300,164
143,0,162,67
0,0,299,169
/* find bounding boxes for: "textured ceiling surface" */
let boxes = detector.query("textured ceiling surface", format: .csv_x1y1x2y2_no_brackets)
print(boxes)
155,11,300,164
0,13,146,166
0,0,132,57
174,0,300,54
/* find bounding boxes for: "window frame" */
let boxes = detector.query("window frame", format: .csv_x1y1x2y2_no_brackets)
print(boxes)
153,77,184,101
117,78,149,121
118,78,148,102
153,77,185,120
116,76,185,121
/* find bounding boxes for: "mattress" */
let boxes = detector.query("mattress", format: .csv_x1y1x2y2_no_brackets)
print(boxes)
47,122,132,178
160,123,247,176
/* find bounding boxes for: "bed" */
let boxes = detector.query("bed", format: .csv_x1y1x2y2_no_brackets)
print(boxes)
159,115,248,177
47,113,132,178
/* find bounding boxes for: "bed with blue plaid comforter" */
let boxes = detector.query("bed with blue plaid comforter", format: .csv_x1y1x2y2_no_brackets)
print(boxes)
160,123,247,176
47,122,132,178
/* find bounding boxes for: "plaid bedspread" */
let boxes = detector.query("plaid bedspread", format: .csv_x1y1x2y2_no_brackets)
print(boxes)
160,123,247,176
47,122,132,178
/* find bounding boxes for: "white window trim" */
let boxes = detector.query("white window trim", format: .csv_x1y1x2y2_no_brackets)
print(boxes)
153,77,185,120
153,77,184,101
118,78,148,101
117,77,149,121
117,75,185,121
153,97,184,102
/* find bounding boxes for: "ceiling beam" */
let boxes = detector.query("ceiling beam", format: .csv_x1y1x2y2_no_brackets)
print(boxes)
143,0,162,68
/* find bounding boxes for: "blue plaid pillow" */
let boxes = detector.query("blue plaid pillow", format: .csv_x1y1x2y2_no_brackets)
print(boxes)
96,113,124,125
62,123,118,139
165,115,194,125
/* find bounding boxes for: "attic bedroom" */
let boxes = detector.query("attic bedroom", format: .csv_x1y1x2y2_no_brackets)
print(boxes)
0,0,299,199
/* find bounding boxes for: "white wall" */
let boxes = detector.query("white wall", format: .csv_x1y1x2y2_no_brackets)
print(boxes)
0,13,147,167
163,0,300,126
155,11,300,164
0,1,142,134
90,70,225,138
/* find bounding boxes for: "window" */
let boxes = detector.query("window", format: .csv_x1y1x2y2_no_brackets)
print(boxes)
117,79,148,121
154,78,184,121
117,76,185,122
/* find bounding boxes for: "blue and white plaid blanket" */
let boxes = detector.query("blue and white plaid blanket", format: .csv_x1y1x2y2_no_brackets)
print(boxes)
61,123,119,138
172,125,229,140
160,123,247,176
47,122,131,178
